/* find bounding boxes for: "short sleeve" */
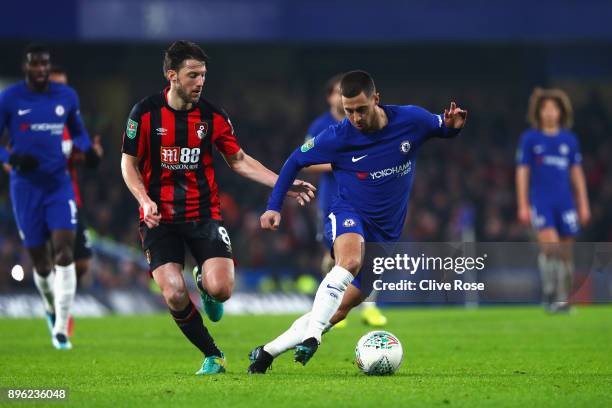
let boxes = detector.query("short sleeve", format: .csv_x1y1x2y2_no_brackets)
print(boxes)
569,134,582,166
122,103,144,157
212,112,241,155
516,131,533,166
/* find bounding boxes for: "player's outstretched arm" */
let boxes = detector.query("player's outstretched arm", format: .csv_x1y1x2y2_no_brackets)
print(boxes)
570,165,591,226
222,149,315,206
121,153,161,228
516,165,531,225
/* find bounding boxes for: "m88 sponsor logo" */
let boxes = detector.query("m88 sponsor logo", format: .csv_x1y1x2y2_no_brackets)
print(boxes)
160,146,201,170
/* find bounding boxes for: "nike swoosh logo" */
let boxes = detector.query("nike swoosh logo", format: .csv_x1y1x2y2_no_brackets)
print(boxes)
326,284,342,292
18,109,31,116
351,155,368,162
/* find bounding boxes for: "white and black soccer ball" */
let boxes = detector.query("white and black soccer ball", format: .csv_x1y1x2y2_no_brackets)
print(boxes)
355,331,403,375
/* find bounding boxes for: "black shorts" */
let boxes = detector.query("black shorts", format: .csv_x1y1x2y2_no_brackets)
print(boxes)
74,211,92,260
139,219,233,272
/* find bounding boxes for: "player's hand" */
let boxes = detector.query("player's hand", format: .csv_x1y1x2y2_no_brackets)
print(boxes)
142,198,162,228
444,102,467,129
517,205,531,225
578,206,591,226
8,153,39,172
260,210,281,230
2,163,11,173
286,179,316,206
92,135,104,157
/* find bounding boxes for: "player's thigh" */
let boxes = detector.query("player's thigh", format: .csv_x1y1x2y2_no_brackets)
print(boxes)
44,182,78,233
333,233,365,275
140,223,185,272
331,283,367,325
183,220,234,299
183,219,233,268
10,181,47,248
202,257,235,300
326,210,365,274
556,206,580,238
27,243,54,274
50,229,76,255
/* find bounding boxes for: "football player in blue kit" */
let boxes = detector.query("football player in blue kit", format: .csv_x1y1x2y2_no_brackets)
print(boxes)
0,44,95,349
302,74,387,328
248,70,467,372
516,88,590,313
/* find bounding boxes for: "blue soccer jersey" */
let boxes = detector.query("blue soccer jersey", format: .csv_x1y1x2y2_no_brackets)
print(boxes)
269,105,460,243
305,111,340,218
516,128,581,235
0,81,91,246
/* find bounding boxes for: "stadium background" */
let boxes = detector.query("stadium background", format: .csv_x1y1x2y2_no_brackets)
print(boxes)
1,0,611,310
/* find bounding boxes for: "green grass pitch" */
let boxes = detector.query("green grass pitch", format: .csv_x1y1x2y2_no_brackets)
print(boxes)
1,305,611,407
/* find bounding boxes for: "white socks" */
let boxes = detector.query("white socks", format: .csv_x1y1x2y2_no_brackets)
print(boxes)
556,259,574,305
33,269,55,314
53,263,77,335
303,265,353,343
264,313,312,357
538,253,556,298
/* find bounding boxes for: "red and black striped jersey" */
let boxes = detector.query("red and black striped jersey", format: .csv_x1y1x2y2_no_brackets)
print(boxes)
121,88,241,223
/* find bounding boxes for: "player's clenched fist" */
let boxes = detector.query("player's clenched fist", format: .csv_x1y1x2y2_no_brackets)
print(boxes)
142,198,162,228
260,210,281,230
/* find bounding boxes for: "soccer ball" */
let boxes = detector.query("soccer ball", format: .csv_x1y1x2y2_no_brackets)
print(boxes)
354,331,403,375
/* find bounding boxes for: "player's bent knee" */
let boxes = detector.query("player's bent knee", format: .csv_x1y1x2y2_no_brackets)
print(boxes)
336,257,361,275
162,285,189,309
207,281,233,302
54,247,75,266
33,260,54,276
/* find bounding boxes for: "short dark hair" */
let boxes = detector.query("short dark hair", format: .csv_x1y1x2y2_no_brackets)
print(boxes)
163,41,209,77
325,73,344,97
340,70,376,98
23,43,50,62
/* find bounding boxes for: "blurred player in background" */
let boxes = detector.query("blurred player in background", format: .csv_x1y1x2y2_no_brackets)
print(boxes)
49,66,104,284
121,41,314,375
516,88,590,313
302,74,387,328
248,70,466,373
0,44,97,349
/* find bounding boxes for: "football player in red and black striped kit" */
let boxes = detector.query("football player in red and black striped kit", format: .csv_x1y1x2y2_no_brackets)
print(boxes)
121,41,315,375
